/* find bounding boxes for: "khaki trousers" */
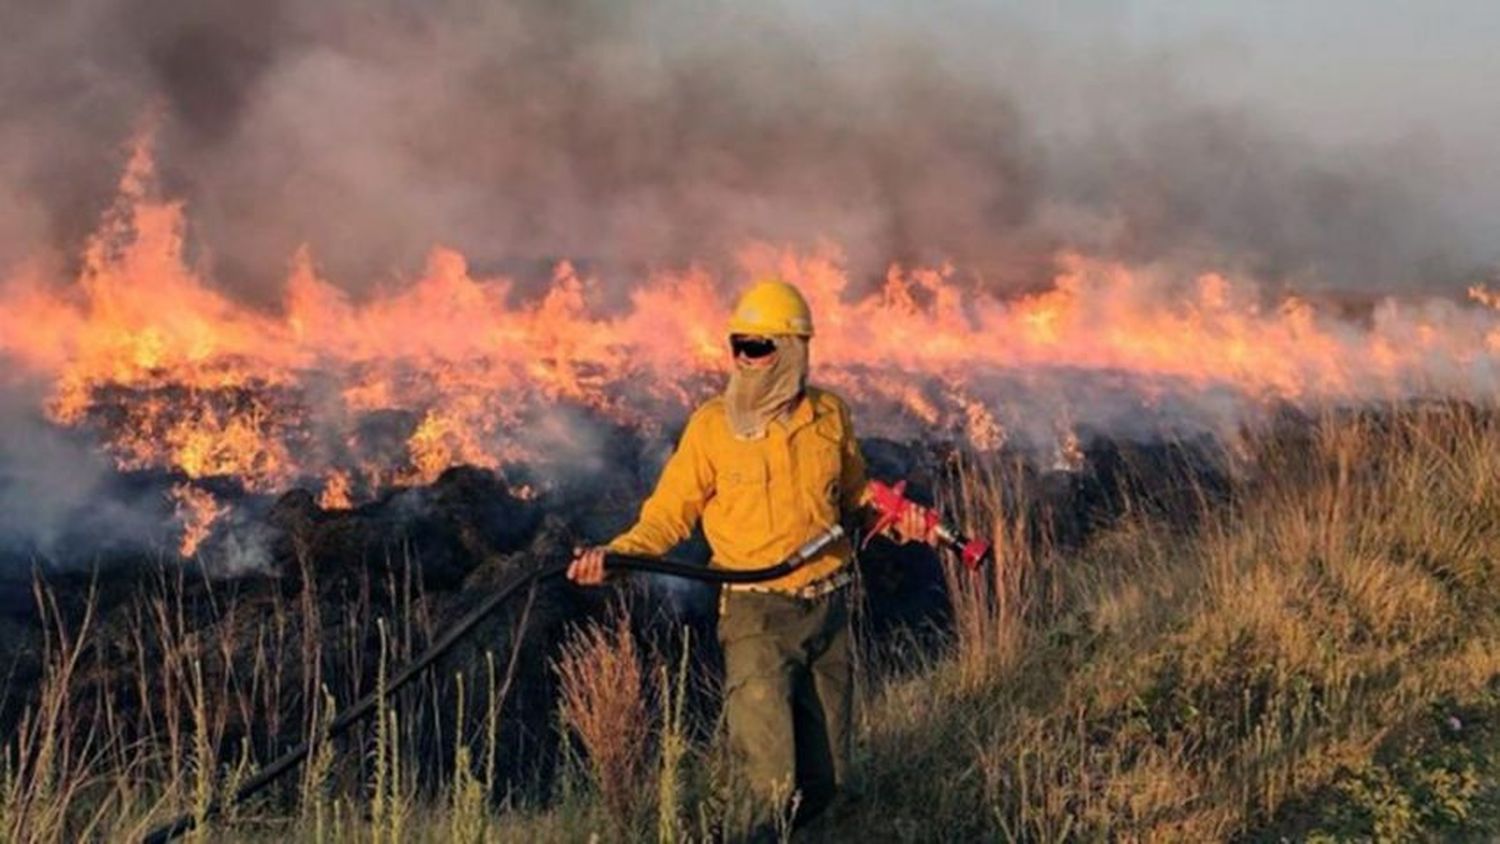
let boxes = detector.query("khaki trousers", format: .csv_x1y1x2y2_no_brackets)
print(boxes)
718,588,852,829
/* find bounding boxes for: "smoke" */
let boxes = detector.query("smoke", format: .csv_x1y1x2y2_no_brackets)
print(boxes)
1,0,1493,298
3,0,1498,569
0,381,165,564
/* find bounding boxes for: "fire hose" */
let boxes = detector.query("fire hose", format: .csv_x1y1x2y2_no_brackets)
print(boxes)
141,524,848,844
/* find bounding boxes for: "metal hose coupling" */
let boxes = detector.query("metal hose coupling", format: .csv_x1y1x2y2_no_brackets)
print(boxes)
790,523,846,567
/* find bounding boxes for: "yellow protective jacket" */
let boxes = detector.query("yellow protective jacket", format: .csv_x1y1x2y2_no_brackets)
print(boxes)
608,386,866,592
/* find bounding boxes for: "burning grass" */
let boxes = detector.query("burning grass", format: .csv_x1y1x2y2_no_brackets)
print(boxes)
17,132,1500,574
3,404,1500,841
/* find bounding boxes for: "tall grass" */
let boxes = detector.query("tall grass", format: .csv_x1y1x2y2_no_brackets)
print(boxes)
2,404,1499,840
0,544,457,841
553,605,651,830
943,452,1037,689
853,405,1500,841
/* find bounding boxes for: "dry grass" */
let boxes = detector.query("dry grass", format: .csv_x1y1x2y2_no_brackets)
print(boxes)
846,405,1500,841
0,546,459,841
553,605,652,830
3,403,1500,841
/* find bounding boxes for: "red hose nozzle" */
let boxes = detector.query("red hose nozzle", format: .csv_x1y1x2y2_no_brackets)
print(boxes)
867,479,992,570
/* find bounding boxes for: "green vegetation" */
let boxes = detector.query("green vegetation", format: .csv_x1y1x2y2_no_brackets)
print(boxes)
3,404,1499,841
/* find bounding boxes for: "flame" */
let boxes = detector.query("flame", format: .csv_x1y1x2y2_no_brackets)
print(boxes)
169,482,227,557
5,130,1500,557
1052,427,1085,474
318,470,353,511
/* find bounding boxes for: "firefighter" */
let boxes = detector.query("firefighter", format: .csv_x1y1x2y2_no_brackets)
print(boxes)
568,278,934,834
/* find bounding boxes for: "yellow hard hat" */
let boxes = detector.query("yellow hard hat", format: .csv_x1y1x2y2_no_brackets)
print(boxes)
727,278,814,337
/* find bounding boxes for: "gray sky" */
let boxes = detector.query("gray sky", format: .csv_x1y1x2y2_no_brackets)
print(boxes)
1130,3,1499,137
1098,1,1500,247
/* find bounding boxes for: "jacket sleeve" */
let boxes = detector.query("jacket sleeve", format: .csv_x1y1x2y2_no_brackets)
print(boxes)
607,409,716,557
837,399,870,518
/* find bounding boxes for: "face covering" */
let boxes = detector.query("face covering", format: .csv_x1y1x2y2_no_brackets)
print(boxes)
724,334,809,440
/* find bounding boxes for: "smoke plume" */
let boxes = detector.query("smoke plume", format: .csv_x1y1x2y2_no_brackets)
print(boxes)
1,0,1492,296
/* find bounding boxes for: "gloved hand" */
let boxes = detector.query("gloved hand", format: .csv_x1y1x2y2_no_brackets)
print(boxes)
890,506,938,545
567,546,609,585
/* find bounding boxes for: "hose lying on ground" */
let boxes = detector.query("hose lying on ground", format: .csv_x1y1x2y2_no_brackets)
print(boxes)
142,524,847,844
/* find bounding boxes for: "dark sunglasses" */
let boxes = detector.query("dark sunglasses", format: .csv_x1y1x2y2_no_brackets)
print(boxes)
730,334,778,359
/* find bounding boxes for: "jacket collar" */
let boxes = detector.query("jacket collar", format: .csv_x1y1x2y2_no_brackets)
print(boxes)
782,387,827,435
